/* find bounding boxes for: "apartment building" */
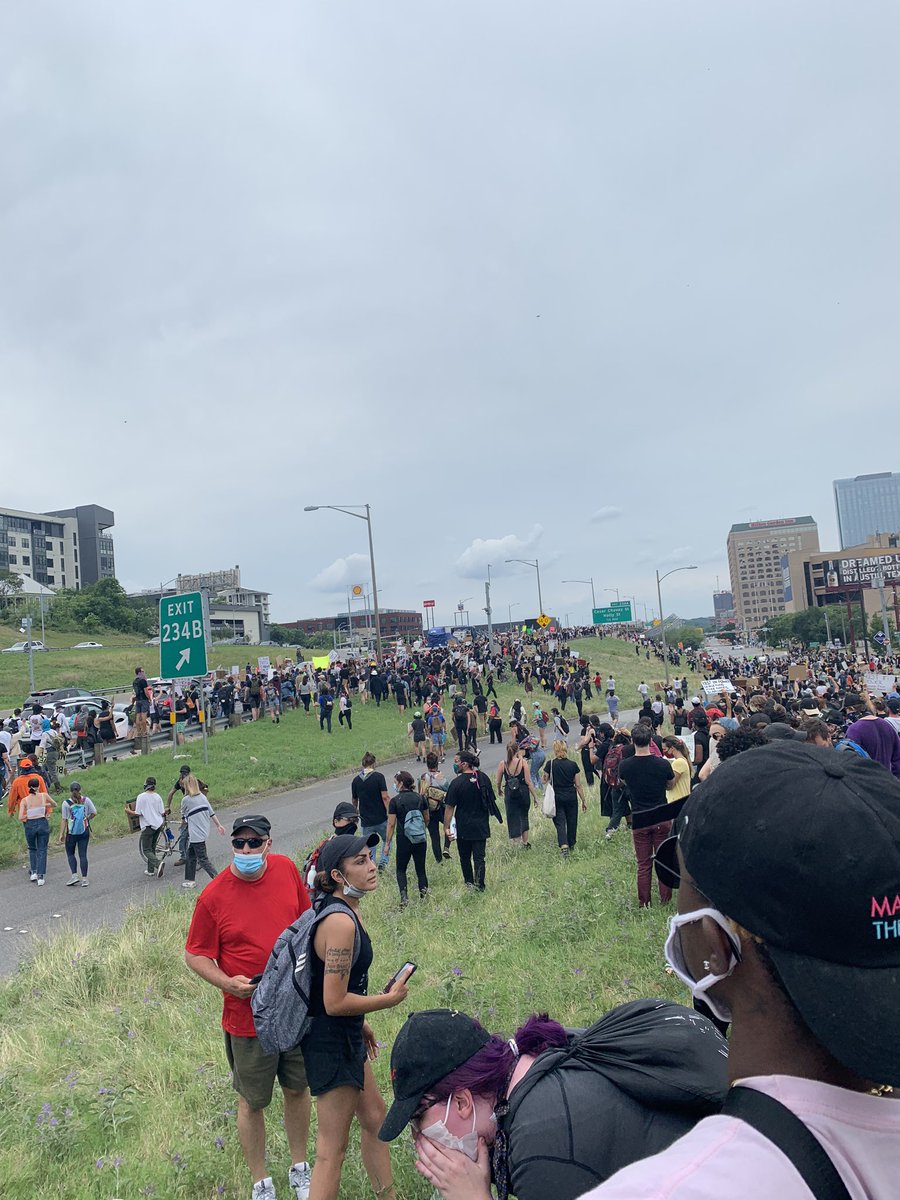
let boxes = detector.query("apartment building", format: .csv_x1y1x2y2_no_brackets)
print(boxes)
727,516,819,633
0,503,115,590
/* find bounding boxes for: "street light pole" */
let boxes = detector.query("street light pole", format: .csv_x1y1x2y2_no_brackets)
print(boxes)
506,558,543,618
507,601,519,631
656,564,698,685
562,578,596,632
305,503,383,663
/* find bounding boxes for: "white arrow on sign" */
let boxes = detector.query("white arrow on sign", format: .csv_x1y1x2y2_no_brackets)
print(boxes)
176,647,191,671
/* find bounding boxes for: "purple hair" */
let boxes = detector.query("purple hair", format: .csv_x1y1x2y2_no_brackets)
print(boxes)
429,1014,568,1103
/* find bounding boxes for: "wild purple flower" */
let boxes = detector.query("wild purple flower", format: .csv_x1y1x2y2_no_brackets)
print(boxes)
172,1152,185,1170
572,967,583,976
451,966,462,976
41,1103,52,1114
49,1118,59,1127
96,1158,105,1169
98,1087,112,1095
65,1071,78,1088
622,977,632,987
127,1029,136,1039
214,1136,225,1150
217,1187,226,1196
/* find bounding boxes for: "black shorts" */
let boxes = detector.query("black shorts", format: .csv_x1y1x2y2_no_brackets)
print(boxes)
134,700,150,714
301,1014,366,1096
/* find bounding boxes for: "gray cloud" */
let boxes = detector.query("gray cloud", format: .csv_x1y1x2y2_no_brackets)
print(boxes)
455,527,543,580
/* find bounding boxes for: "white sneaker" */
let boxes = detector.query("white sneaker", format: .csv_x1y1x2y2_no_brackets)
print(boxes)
29,873,38,882
66,875,80,886
251,1178,277,1200
288,1162,311,1200
37,877,45,886
81,879,89,887
182,880,196,889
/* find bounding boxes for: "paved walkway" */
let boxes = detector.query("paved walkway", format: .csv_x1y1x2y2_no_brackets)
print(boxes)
0,706,640,977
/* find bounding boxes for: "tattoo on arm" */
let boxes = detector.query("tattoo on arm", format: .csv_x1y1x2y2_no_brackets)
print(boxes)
324,948,353,978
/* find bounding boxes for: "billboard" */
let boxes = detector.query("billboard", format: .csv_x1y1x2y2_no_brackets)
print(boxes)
781,555,793,604
821,552,900,588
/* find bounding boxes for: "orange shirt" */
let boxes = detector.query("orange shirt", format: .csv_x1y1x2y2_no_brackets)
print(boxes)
8,772,49,817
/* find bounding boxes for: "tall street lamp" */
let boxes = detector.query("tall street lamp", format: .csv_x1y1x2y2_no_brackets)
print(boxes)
305,504,383,663
604,587,620,602
507,601,520,631
562,578,596,634
656,564,698,685
505,558,543,618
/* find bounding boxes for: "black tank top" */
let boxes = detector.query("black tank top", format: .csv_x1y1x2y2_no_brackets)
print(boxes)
308,896,373,1017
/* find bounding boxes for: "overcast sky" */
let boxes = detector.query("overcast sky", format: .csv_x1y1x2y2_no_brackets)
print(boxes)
3,2,898,626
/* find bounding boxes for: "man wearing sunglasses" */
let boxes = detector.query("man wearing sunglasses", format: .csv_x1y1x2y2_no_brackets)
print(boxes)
185,815,313,1200
580,742,900,1199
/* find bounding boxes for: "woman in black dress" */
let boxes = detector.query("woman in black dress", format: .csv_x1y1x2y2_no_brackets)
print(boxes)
303,833,412,1200
495,739,537,848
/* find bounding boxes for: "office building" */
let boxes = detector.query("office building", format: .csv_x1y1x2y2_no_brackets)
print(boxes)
286,610,423,640
0,503,115,590
712,590,734,626
727,516,819,633
781,532,900,635
834,472,900,550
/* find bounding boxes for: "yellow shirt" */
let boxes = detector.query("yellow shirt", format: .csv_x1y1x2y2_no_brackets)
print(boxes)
666,756,692,802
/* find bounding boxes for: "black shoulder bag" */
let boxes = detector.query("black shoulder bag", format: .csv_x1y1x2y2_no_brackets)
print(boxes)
723,1086,851,1200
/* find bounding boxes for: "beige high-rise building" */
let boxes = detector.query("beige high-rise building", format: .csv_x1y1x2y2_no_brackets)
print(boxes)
727,516,820,634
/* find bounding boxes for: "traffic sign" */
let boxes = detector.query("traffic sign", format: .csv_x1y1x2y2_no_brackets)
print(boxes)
536,614,551,628
592,601,633,625
159,591,208,679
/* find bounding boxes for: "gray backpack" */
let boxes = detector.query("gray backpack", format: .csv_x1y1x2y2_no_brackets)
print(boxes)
250,898,361,1055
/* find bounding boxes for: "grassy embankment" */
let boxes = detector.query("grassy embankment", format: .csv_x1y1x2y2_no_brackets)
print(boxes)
0,636,702,872
0,800,686,1199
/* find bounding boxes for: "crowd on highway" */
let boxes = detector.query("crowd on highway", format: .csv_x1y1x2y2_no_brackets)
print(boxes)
5,624,900,1199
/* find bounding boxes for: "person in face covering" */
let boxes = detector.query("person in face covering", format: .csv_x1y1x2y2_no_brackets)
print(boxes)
381,1001,727,1200
302,802,360,899
582,743,900,1199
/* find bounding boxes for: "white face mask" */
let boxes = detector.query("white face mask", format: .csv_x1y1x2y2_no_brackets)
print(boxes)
418,1095,480,1162
664,906,742,1024
338,872,367,900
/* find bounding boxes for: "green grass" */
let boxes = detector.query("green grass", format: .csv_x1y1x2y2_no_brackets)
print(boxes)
0,636,704,872
0,798,683,1200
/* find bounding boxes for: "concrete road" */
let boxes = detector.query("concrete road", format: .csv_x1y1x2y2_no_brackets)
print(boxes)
0,737,511,977
0,706,640,978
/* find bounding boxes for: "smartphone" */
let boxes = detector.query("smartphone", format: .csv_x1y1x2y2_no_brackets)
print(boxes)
249,973,263,986
383,962,417,993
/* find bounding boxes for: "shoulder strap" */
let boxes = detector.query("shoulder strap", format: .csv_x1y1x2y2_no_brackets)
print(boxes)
723,1086,851,1200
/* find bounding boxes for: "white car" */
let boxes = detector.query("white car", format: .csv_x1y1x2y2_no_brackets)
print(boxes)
73,641,104,649
2,640,46,653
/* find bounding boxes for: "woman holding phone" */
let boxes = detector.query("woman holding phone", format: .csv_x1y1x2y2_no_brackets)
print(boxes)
303,833,413,1200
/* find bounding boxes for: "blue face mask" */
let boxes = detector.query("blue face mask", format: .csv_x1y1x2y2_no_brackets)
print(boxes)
452,762,461,774
232,853,264,875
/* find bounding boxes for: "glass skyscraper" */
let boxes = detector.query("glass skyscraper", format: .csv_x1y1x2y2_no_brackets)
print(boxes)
833,473,900,549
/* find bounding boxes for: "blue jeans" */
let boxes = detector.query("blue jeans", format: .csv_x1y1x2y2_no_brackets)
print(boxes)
529,748,546,789
25,817,50,877
362,820,389,865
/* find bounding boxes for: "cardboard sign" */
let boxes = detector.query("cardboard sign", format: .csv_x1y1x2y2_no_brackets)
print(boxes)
864,671,897,695
257,656,271,672
702,679,735,696
788,664,810,682
231,665,240,676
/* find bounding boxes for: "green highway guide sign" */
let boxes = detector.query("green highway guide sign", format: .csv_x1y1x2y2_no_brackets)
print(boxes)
159,591,208,678
592,601,633,625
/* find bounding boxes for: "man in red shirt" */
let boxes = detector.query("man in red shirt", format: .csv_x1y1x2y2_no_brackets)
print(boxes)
185,814,312,1200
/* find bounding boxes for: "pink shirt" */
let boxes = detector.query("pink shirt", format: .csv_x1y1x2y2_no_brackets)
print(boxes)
577,1075,900,1199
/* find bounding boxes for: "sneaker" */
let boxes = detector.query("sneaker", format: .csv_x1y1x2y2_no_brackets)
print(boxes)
251,1178,277,1200
37,877,45,886
156,860,166,878
182,880,196,889
173,858,186,866
81,879,89,886
29,872,38,882
66,875,80,886
288,1162,311,1199
144,869,156,876
604,829,616,841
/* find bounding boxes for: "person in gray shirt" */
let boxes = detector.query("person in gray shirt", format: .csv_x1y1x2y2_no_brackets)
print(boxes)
181,772,225,888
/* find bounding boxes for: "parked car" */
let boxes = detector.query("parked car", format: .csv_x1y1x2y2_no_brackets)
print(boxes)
2,640,47,653
144,636,160,646
54,697,129,740
23,687,95,709
73,641,104,649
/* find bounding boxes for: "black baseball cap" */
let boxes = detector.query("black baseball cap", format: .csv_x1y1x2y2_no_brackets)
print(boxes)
231,814,272,838
678,743,900,1085
317,832,379,880
332,801,358,823
379,1009,491,1141
761,722,807,742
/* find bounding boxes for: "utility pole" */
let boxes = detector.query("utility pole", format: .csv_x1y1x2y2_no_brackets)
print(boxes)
855,561,870,661
874,572,892,651
485,564,494,651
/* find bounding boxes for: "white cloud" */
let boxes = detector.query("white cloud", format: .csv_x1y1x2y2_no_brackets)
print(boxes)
591,506,624,522
311,553,370,592
455,526,543,580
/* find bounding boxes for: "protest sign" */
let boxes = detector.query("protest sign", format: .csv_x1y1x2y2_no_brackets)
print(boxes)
788,664,810,682
702,679,735,696
864,672,897,695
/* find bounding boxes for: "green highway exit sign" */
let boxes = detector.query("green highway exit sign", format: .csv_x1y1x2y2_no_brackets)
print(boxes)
159,591,208,679
592,601,633,625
